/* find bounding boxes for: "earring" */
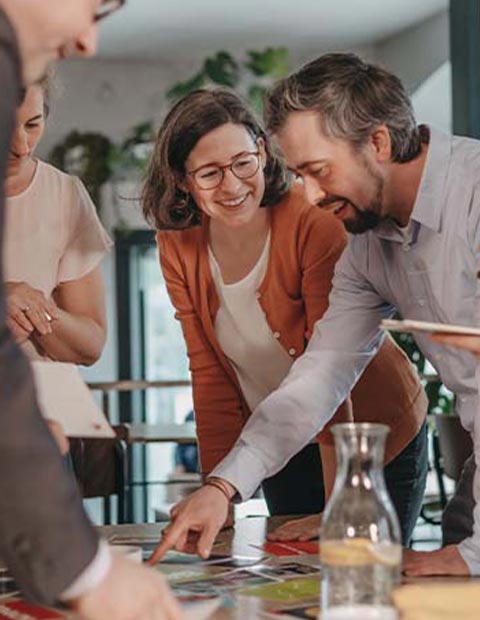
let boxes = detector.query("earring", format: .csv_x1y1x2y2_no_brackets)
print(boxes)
176,190,190,210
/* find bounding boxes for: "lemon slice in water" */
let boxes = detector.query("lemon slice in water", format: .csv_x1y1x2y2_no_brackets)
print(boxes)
321,539,401,567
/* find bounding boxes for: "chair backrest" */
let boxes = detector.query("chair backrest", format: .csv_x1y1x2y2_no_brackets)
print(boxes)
69,425,128,523
435,414,473,481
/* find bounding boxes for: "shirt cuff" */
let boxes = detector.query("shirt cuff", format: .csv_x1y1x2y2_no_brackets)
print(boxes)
59,540,112,602
211,444,268,501
458,537,480,576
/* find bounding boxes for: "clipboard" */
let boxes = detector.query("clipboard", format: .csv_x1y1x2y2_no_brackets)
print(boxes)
381,318,480,337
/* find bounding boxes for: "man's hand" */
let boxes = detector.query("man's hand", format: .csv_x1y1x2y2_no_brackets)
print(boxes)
403,545,469,577
70,554,181,620
149,485,231,564
267,513,322,542
6,282,59,337
430,333,480,358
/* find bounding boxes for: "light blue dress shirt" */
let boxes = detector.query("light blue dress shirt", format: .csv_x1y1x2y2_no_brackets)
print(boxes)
212,127,480,574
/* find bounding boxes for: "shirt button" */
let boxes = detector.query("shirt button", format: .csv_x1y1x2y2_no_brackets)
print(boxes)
273,331,281,339
418,299,426,307
288,348,296,356
403,245,410,252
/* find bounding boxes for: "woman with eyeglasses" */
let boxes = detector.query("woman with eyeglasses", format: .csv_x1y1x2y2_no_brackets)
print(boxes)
143,89,428,537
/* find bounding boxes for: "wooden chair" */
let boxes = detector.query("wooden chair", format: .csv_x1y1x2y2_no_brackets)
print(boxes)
69,424,129,524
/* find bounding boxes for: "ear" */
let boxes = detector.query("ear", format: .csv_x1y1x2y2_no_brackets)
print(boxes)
257,136,268,169
177,174,190,194
369,125,392,163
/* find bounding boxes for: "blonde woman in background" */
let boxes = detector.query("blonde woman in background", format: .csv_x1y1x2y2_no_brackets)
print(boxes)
4,79,111,452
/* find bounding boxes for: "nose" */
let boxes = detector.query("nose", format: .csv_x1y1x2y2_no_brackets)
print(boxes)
220,168,243,193
11,126,29,157
75,24,98,57
303,176,327,206
59,24,98,59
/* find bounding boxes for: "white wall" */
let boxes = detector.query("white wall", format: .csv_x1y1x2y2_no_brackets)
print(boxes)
38,57,197,158
375,10,449,93
412,61,451,133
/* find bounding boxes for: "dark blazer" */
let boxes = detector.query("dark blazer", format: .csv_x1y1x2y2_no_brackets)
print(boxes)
0,9,99,604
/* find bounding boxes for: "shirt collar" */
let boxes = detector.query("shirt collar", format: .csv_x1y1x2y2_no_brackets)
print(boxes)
375,125,452,243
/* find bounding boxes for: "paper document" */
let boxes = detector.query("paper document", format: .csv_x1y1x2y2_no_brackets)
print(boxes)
182,597,221,620
31,362,114,438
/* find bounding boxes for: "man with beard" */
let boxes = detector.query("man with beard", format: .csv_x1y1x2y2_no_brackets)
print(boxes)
0,2,179,618
151,53,480,579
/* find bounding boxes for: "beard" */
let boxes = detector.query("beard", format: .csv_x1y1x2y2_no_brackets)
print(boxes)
319,163,384,235
344,201,381,234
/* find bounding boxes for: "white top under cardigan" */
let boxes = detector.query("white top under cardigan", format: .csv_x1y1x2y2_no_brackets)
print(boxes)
208,231,293,412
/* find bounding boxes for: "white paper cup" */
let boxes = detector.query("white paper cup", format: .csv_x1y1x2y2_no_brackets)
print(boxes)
110,544,143,564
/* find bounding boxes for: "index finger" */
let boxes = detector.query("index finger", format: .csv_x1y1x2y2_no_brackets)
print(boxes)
9,308,34,333
148,520,188,565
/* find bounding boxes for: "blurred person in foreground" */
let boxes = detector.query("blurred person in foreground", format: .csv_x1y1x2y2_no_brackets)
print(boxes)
0,1,180,618
151,53,480,580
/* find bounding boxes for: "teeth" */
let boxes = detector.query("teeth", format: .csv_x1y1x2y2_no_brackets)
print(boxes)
333,201,347,214
220,195,247,207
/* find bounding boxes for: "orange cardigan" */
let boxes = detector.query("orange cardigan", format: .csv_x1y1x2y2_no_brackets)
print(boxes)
157,186,427,474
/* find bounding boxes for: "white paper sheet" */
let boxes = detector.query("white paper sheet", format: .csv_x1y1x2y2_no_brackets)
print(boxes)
31,361,114,438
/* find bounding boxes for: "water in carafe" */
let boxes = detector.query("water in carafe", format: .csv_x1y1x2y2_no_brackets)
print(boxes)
321,423,401,620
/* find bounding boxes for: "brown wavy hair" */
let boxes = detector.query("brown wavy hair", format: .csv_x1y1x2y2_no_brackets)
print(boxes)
142,88,290,230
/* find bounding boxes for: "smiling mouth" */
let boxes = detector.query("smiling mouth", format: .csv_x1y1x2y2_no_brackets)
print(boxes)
218,194,249,209
333,200,348,215
321,199,349,215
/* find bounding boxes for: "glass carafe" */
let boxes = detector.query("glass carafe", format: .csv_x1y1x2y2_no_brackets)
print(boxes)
320,423,401,620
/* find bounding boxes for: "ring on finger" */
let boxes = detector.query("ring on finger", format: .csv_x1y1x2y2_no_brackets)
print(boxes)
22,305,30,313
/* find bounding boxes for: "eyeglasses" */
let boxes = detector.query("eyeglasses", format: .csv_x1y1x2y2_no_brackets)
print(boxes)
95,0,125,22
187,152,261,190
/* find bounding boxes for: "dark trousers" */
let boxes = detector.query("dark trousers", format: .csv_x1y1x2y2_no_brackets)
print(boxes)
261,421,428,546
442,453,475,545
384,420,429,546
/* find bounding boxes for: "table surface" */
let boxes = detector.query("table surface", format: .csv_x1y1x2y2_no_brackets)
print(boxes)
124,422,197,445
100,518,479,620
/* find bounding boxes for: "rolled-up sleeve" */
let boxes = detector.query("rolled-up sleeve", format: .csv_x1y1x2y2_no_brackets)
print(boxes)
212,241,396,499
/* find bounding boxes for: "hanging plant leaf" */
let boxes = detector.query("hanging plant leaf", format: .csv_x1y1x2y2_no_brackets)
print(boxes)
391,316,453,414
121,121,155,150
248,84,267,115
166,71,206,101
204,52,240,87
49,131,112,208
245,47,289,78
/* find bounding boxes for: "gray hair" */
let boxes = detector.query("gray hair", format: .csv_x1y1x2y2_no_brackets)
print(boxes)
265,53,421,163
